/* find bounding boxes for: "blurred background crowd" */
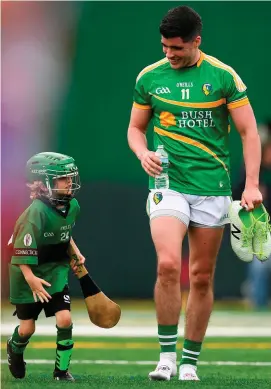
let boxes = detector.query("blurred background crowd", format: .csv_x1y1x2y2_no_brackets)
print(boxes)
1,2,271,309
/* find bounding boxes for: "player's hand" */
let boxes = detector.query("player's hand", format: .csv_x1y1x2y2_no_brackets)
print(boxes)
25,275,52,303
71,253,86,274
139,150,162,177
241,186,263,211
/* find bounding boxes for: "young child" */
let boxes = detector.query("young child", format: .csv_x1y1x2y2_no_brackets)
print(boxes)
7,152,85,381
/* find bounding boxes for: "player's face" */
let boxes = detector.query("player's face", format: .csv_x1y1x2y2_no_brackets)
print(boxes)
161,36,201,69
54,177,73,196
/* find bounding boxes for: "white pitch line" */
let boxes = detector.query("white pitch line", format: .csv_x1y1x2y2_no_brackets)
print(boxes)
1,360,271,366
1,324,271,337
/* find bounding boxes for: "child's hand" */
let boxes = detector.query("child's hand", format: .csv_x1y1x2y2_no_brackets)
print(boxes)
25,275,52,303
71,253,86,274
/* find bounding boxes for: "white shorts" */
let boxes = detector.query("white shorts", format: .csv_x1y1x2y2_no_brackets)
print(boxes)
147,189,231,228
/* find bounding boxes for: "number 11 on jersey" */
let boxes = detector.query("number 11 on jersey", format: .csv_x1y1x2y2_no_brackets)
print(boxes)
181,88,190,99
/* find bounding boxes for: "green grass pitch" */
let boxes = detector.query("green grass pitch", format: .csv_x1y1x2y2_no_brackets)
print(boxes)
2,336,271,388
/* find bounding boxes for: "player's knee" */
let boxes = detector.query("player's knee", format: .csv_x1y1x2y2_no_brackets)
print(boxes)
158,255,181,283
190,269,213,292
19,322,35,337
56,311,72,328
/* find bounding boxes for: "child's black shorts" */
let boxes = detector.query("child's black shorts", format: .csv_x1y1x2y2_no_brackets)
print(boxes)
13,285,71,320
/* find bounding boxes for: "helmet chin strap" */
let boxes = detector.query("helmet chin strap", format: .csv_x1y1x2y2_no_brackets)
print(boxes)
51,194,72,206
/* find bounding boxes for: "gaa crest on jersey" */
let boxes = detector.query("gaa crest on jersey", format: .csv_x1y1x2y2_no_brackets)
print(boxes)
202,83,213,96
153,192,163,205
23,233,32,247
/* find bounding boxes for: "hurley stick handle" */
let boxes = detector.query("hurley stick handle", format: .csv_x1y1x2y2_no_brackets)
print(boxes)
70,254,89,279
69,239,101,297
69,238,88,278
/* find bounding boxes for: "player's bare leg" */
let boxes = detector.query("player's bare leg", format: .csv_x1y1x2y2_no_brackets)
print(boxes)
149,216,187,381
7,319,35,379
53,310,75,381
179,227,224,381
154,218,186,324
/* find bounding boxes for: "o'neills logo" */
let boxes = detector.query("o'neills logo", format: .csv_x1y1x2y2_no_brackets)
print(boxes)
14,249,38,256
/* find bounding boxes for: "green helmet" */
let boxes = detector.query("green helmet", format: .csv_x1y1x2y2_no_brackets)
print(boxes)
26,152,81,204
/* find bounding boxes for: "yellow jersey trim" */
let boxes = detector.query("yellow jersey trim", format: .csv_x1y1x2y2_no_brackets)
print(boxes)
136,51,204,83
197,51,205,67
133,102,152,110
227,97,249,109
150,94,226,109
154,126,229,174
204,55,247,92
136,58,168,82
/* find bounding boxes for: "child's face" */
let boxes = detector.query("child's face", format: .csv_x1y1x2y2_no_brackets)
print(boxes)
53,176,72,196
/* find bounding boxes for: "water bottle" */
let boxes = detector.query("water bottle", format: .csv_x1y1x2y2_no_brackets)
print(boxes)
155,145,169,189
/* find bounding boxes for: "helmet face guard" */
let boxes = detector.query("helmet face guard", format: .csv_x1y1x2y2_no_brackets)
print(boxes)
45,168,81,204
26,152,81,204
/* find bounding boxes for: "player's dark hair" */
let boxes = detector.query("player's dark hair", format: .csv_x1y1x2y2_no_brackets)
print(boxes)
160,6,202,42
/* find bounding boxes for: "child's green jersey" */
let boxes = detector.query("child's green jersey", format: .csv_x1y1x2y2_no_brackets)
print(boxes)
9,198,80,303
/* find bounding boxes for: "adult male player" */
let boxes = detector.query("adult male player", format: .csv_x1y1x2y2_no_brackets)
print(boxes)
127,5,262,381
7,152,85,381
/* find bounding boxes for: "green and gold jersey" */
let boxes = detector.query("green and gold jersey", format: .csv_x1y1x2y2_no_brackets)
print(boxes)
133,51,249,195
9,198,80,303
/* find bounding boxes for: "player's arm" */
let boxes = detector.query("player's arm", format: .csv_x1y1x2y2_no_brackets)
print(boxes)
10,222,51,302
127,106,151,159
128,71,162,177
19,264,51,303
128,107,162,177
127,70,152,159
69,237,85,272
229,104,262,210
229,103,261,188
224,68,262,210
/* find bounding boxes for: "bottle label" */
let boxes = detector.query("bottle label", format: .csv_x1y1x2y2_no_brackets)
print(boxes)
160,157,168,163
